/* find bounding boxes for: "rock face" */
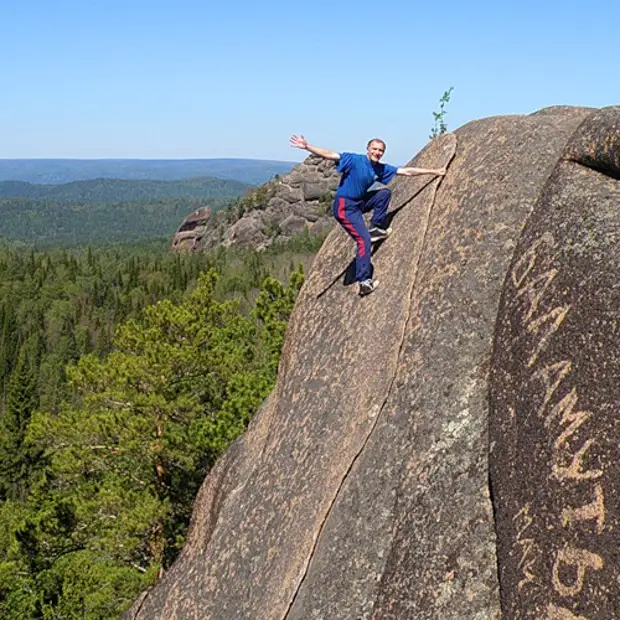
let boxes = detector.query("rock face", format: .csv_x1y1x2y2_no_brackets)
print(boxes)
489,107,620,619
193,156,340,251
126,106,620,619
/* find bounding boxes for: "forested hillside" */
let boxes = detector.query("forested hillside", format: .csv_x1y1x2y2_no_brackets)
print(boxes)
0,235,322,618
0,176,250,203
0,155,325,617
0,197,227,246
0,175,255,246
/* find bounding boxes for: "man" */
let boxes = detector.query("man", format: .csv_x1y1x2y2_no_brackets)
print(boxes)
290,135,445,296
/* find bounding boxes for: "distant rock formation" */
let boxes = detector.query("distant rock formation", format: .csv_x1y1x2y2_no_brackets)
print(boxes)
129,106,620,619
181,156,340,252
170,206,211,252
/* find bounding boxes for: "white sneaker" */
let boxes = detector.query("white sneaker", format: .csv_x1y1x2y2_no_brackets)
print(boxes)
369,226,392,242
359,279,378,296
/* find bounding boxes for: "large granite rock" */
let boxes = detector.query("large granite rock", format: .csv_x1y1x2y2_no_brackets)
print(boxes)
127,106,620,619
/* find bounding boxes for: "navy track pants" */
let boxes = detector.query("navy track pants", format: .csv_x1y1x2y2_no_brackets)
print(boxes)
332,188,391,282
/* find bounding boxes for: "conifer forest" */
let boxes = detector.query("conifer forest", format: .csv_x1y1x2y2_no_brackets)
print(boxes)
0,208,320,617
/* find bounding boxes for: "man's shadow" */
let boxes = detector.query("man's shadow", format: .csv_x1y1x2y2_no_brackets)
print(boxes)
316,178,436,299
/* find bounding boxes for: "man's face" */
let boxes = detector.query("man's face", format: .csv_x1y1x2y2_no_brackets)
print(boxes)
366,140,385,163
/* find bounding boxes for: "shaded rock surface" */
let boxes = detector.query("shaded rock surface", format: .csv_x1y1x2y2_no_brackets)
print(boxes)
126,106,620,619
489,106,620,619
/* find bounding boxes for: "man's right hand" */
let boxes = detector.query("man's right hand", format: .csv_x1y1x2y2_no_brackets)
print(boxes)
289,136,340,162
289,134,308,150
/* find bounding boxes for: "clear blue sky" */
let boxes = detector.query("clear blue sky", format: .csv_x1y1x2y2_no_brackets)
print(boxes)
2,0,618,165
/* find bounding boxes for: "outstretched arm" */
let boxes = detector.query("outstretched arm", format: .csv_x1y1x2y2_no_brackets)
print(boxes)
396,166,446,177
290,134,340,162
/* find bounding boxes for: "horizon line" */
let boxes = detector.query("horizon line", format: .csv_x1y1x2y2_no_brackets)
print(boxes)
0,156,299,162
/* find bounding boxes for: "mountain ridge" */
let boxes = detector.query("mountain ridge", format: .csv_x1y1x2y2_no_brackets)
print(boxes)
0,158,296,185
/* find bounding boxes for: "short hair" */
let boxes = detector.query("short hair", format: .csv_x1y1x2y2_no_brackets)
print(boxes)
367,138,386,150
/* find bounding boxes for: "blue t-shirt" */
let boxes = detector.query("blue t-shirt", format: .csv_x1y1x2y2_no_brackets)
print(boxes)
335,152,398,200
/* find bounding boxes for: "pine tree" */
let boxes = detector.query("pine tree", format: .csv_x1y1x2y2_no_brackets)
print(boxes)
252,264,304,372
0,300,20,403
0,345,38,500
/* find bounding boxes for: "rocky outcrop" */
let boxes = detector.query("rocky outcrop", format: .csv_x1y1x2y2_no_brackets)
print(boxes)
169,207,212,252
192,156,340,251
127,106,620,619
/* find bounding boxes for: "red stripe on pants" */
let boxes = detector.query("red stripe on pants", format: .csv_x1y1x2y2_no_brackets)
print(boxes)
337,198,365,257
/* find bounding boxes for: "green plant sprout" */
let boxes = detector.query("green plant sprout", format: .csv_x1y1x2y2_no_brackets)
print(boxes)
430,87,454,139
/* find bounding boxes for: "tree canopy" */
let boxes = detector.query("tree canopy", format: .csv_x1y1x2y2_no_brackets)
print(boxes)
0,239,309,618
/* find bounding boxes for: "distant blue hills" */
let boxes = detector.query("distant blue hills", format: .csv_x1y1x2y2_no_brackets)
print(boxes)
0,177,251,203
0,158,297,186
